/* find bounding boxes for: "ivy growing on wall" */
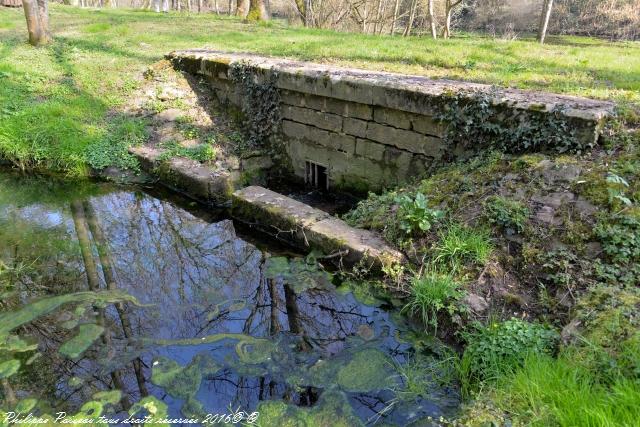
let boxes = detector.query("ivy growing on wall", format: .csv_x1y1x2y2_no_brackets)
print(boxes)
228,62,281,149
434,90,583,154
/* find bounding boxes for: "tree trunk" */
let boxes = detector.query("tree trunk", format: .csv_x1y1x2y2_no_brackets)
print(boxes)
403,0,417,37
304,0,312,26
37,0,49,37
390,0,400,35
427,0,437,39
294,0,308,26
246,0,268,20
70,201,131,411
537,0,553,44
22,0,49,46
83,202,149,398
443,0,461,39
235,0,248,17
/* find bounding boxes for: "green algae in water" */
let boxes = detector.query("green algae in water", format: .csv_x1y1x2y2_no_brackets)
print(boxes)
0,335,38,353
0,290,141,335
257,389,364,427
59,323,105,359
336,348,394,392
128,396,170,427
181,397,207,420
337,280,386,307
206,298,247,321
264,255,333,293
151,354,220,400
283,345,398,394
14,398,38,413
92,390,122,405
0,359,20,379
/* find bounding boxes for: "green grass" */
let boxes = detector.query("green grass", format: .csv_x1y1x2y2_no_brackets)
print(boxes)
493,353,640,427
435,223,493,268
0,6,639,174
401,269,463,333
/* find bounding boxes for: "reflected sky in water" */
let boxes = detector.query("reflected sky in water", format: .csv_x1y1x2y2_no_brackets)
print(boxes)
0,172,459,425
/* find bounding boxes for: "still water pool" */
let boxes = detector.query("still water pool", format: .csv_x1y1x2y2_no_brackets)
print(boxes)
0,171,459,426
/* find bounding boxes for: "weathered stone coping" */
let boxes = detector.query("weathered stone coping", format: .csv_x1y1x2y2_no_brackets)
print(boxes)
167,49,615,126
232,186,406,269
129,146,236,205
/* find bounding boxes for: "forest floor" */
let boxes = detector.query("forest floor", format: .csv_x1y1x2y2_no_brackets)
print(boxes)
0,5,639,174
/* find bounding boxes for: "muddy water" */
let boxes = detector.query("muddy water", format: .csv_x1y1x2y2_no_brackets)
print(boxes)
0,171,459,426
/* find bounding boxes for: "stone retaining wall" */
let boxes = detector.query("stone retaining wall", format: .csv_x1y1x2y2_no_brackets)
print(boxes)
167,50,615,191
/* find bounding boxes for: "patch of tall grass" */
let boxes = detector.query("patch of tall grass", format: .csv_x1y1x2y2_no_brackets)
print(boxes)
435,223,493,268
494,352,640,426
402,269,464,333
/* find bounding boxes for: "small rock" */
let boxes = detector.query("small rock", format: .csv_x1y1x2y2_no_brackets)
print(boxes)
242,155,273,172
535,206,558,225
157,87,185,101
532,191,576,209
464,293,489,314
574,197,598,218
584,241,602,259
155,108,183,122
225,155,241,170
536,160,582,184
561,318,581,345
357,324,375,341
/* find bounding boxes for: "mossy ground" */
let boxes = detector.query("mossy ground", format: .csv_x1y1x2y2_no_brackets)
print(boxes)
343,127,640,424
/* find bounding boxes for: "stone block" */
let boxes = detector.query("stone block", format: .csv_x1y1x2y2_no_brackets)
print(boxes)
281,105,343,133
283,121,355,154
383,146,413,172
366,122,444,157
343,118,368,138
373,107,411,129
232,186,406,269
282,120,311,140
355,139,385,161
307,216,406,269
275,70,333,99
329,76,374,105
411,115,445,137
325,98,373,120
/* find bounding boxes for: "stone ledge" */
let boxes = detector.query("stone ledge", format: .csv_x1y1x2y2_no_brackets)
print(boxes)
129,146,235,205
167,50,615,125
232,186,406,269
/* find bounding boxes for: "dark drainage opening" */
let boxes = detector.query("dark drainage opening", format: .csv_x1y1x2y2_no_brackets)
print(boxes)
305,161,328,190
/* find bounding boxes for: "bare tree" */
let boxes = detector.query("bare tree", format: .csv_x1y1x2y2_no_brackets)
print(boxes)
247,0,269,20
236,0,248,16
294,0,313,26
22,0,50,46
403,0,418,36
426,0,437,38
537,0,553,43
443,0,462,38
390,0,400,34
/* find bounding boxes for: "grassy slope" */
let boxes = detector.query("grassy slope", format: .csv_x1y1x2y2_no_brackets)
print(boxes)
0,6,639,174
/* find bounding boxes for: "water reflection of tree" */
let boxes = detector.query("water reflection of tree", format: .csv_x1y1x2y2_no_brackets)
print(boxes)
3,185,400,416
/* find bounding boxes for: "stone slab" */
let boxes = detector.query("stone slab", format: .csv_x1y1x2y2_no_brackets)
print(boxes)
129,146,234,205
232,186,406,269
